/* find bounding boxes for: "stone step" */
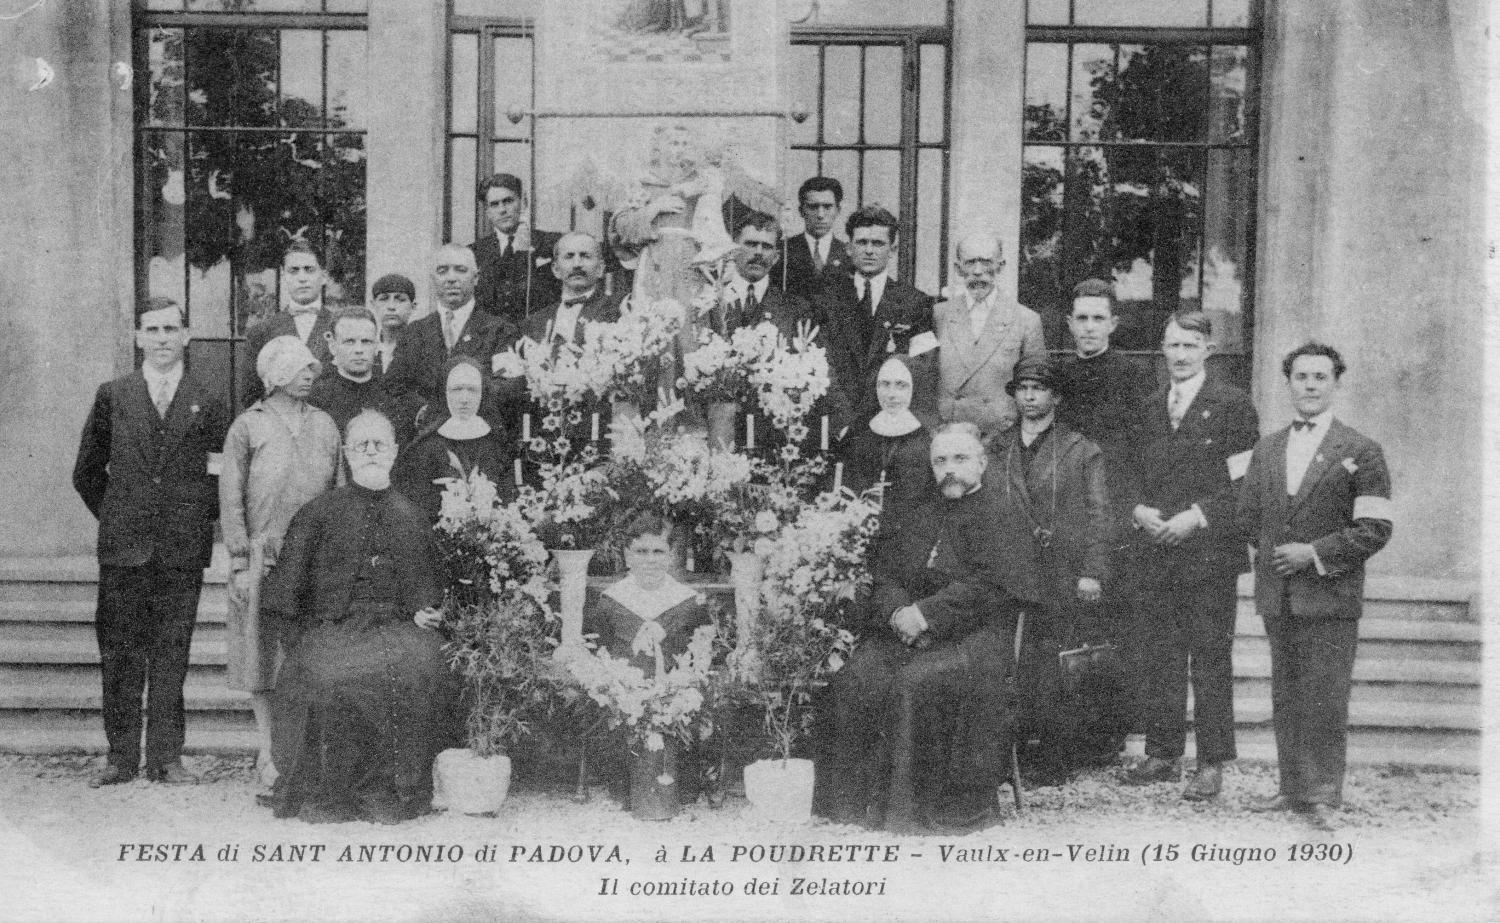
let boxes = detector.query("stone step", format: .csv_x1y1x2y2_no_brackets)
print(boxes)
1232,612,1481,645
0,662,229,686
1231,635,1478,664
0,598,228,624
0,681,250,712
0,711,256,756
4,637,228,666
1230,651,1479,686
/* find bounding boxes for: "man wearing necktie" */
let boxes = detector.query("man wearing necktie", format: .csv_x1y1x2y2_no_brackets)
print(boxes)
720,215,808,338
1236,342,1392,831
1122,312,1259,801
471,173,562,324
383,244,518,424
780,176,852,298
811,204,934,440
73,298,230,787
239,241,337,410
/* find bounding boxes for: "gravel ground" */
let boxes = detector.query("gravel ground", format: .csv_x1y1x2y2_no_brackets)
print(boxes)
0,753,1490,923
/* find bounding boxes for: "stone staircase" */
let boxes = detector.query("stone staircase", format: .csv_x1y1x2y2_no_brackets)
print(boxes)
0,558,1481,769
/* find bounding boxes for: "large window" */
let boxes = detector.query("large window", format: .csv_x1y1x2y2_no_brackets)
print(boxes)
789,27,952,294
134,0,369,411
445,15,535,243
1020,0,1259,360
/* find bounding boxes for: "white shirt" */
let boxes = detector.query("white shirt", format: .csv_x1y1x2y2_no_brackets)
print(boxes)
553,291,595,344
726,275,771,312
285,296,323,343
1168,370,1207,424
965,289,996,339
854,271,889,314
1285,409,1333,496
142,362,184,414
441,300,475,350
805,232,832,266
495,230,512,255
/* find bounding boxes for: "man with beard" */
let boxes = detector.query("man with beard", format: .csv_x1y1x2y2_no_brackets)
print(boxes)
933,232,1045,445
260,409,454,824
817,423,1037,833
308,307,421,447
472,174,562,324
383,244,518,423
369,273,416,374
240,241,337,409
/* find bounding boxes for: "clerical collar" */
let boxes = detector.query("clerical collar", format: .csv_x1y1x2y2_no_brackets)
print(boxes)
349,481,388,498
1076,345,1110,359
337,367,373,384
438,416,492,440
603,572,698,622
869,409,922,438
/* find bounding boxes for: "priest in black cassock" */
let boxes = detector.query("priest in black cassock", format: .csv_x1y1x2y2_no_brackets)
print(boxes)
259,410,456,825
307,307,421,447
816,423,1038,834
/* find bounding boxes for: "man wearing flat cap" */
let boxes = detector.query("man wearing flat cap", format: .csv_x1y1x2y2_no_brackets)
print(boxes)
990,356,1116,782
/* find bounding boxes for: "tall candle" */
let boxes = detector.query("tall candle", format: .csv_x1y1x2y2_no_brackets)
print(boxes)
745,414,755,450
513,458,524,486
833,461,844,492
591,412,600,442
522,413,531,442
820,415,829,451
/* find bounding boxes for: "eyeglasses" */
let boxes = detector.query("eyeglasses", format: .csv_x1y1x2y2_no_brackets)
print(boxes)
345,439,395,455
957,257,1002,271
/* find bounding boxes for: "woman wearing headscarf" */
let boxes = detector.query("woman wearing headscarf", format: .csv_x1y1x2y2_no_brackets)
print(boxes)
838,353,938,532
394,355,515,522
219,335,341,790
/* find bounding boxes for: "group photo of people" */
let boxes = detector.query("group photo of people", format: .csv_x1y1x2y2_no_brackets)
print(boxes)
73,169,1393,837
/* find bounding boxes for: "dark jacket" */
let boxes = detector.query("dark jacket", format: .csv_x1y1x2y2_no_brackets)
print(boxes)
811,274,935,434
778,234,852,299
474,228,564,324
73,370,229,570
383,304,520,413
306,367,422,447
1236,419,1393,621
1056,348,1155,512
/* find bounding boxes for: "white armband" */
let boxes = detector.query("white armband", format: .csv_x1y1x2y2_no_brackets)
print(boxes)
907,331,938,357
1226,449,1252,481
1352,495,1393,522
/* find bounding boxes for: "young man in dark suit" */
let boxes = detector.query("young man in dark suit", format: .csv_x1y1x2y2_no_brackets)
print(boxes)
779,176,851,298
471,173,563,324
73,298,230,787
383,243,520,420
1121,311,1259,801
240,240,337,409
1236,342,1392,831
811,204,935,438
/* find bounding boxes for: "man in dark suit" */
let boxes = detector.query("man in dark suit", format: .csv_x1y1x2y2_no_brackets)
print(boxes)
73,298,230,787
779,176,851,298
1236,342,1392,831
811,204,935,436
472,173,563,324
1121,311,1259,801
989,356,1113,782
383,243,519,421
717,214,809,338
240,240,337,410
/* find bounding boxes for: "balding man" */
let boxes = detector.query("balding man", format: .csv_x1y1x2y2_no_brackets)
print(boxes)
383,244,519,417
933,233,1045,444
520,232,624,345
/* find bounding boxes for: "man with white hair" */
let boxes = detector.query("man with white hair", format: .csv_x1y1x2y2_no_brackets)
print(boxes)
933,232,1045,444
73,298,230,787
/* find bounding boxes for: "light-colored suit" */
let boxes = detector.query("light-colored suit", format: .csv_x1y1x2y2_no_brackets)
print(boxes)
933,295,1045,441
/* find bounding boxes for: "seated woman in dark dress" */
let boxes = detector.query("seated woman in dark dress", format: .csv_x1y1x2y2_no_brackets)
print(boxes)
586,512,708,676
838,354,937,529
395,355,515,521
260,409,457,825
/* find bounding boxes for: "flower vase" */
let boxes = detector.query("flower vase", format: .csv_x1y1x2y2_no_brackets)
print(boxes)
611,399,641,427
628,740,680,821
726,550,763,651
431,748,512,815
743,757,816,822
551,548,595,648
706,400,738,451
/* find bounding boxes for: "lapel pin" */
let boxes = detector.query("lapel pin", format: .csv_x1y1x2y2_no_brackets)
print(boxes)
1341,458,1358,473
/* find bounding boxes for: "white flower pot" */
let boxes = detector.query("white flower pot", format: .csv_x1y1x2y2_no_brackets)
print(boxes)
432,748,512,815
743,758,815,823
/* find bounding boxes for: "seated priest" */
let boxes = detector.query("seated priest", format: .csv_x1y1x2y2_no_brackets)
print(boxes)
816,422,1038,834
259,409,457,825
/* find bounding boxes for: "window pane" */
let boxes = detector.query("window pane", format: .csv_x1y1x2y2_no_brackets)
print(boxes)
789,44,820,147
919,44,946,144
491,36,533,140
1027,0,1069,25
1074,0,1206,27
279,30,323,128
863,149,901,218
322,133,367,304
1209,45,1252,143
326,30,367,130
1019,145,1066,341
186,29,277,128
1201,148,1251,352
450,33,479,133
822,46,860,145
147,28,184,127
141,131,188,311
784,148,820,232
862,45,902,146
1213,0,1251,26
1084,44,1209,143
1070,44,1111,142
915,148,946,296
184,134,235,339
1024,42,1067,142
449,137,478,244
820,149,859,205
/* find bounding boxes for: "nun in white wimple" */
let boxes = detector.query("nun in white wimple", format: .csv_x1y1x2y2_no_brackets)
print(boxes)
393,354,515,522
838,353,937,525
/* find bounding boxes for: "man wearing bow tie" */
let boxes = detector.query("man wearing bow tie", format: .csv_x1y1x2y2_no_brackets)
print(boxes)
240,241,336,409
1236,342,1392,831
518,232,623,346
811,204,934,438
472,173,562,324
383,243,518,423
1122,312,1258,801
73,299,229,787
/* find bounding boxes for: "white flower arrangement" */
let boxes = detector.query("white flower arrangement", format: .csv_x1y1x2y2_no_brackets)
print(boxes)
578,297,684,406
746,322,830,430
678,329,750,403
561,624,719,752
435,469,551,607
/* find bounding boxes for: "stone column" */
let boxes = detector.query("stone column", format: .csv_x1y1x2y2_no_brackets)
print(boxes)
365,0,447,312
0,0,134,556
948,0,1025,300
1255,0,1485,582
